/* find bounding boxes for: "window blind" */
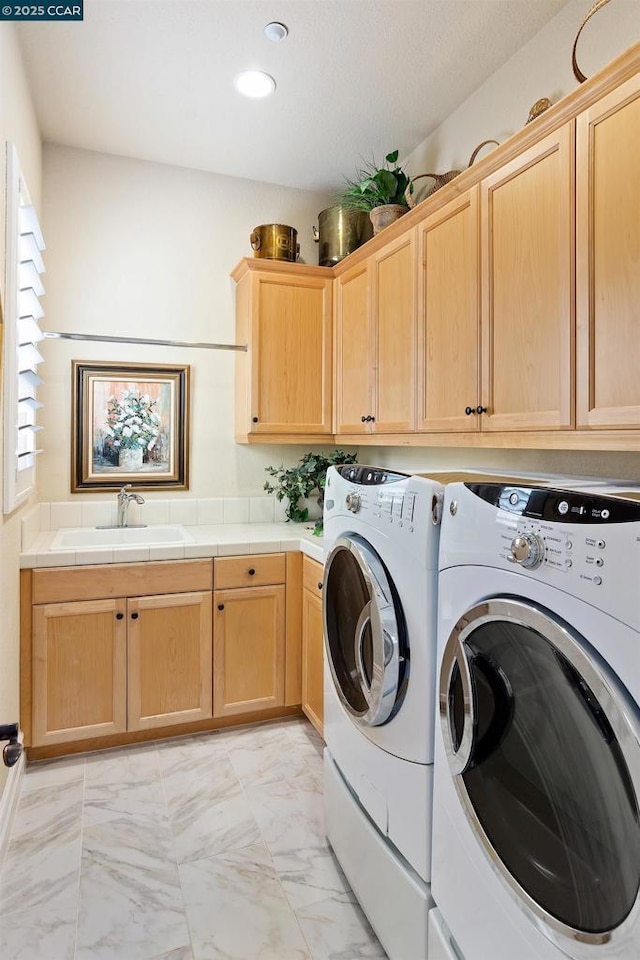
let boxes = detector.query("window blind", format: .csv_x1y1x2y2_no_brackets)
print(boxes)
3,144,46,513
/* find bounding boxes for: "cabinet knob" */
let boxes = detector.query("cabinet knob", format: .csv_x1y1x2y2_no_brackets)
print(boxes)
361,416,367,423
217,603,225,611
131,612,139,620
477,405,487,414
115,612,124,620
370,415,375,422
465,406,476,416
317,582,323,591
248,568,256,576
252,416,259,423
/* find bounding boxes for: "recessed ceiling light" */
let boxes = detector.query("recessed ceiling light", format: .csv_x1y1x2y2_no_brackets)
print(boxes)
264,21,288,42
234,70,276,98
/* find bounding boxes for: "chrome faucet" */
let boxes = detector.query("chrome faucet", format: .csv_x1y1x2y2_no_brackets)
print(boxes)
116,484,145,527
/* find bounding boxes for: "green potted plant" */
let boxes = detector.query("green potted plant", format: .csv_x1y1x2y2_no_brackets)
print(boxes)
264,450,358,534
336,149,413,234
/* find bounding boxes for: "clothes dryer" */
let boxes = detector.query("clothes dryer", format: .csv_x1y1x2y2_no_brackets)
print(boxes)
432,481,640,960
322,464,443,960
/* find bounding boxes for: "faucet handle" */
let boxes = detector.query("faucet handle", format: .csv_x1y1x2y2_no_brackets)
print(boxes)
118,483,132,495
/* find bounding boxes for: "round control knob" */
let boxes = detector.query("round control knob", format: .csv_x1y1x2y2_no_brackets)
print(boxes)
557,500,569,516
510,532,544,569
345,492,361,514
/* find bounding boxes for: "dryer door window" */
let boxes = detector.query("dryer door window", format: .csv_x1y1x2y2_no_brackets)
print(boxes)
440,597,640,956
323,534,407,727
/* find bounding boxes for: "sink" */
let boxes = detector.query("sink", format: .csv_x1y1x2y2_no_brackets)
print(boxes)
50,525,195,550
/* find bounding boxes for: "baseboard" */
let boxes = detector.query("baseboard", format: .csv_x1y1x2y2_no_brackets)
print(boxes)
0,745,25,869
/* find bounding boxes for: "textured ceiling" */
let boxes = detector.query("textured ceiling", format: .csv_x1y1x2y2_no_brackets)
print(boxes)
17,0,571,193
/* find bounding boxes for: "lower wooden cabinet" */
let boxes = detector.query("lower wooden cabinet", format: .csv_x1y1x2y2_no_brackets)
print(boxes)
213,554,286,717
28,559,214,749
32,598,127,746
25,552,316,752
127,591,213,731
301,556,324,736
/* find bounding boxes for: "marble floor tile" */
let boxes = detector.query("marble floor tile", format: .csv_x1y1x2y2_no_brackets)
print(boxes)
0,719,387,960
295,891,388,960
0,837,82,917
180,842,311,960
76,815,190,960
0,889,78,960
271,844,351,911
168,781,262,864
84,778,168,828
85,742,161,786
6,779,83,849
227,733,312,787
246,770,326,856
21,754,86,793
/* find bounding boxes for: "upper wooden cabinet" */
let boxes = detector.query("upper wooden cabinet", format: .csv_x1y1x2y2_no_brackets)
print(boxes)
417,188,481,433
576,72,640,428
233,260,333,441
335,230,416,434
480,124,575,432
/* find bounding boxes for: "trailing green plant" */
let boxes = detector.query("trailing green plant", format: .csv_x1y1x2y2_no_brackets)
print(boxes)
335,149,413,212
264,450,358,534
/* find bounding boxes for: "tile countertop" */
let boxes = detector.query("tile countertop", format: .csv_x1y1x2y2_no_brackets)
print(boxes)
20,522,325,569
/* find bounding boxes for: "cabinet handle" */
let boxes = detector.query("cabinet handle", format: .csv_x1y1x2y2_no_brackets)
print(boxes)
477,405,487,415
131,612,139,620
252,416,259,423
317,582,323,590
115,612,124,620
248,568,256,576
217,603,225,611
465,406,476,415
370,415,375,422
362,415,375,423
361,416,367,423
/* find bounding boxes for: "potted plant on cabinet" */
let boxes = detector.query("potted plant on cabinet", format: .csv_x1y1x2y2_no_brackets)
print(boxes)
264,450,358,534
336,149,413,234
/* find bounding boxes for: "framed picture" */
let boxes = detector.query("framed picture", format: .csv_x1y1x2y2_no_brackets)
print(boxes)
71,361,190,492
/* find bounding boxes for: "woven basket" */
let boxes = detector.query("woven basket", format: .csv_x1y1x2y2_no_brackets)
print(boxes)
408,139,500,205
572,0,614,83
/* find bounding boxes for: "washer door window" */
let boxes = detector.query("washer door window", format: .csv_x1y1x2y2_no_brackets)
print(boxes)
440,598,640,957
324,534,407,727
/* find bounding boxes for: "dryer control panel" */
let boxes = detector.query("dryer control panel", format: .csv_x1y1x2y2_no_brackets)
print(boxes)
440,482,640,628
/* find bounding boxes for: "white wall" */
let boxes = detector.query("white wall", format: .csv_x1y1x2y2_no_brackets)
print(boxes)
372,0,640,482
0,24,42,794
40,145,335,501
405,0,639,190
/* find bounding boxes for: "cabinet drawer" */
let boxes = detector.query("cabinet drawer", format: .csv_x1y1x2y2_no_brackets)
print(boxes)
32,560,213,604
303,556,324,599
214,553,285,589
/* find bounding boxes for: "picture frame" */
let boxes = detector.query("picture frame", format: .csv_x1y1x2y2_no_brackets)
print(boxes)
71,361,190,492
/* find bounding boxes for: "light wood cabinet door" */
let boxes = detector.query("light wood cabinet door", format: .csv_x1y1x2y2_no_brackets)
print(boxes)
334,260,373,433
127,592,213,731
481,124,575,432
301,557,324,736
372,229,417,432
576,73,640,428
417,188,481,432
235,265,333,437
32,598,127,746
213,584,286,717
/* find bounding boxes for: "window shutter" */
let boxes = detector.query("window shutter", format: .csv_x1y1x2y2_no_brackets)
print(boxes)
3,145,46,513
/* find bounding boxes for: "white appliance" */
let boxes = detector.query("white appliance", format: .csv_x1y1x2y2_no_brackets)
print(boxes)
432,480,640,960
322,464,443,960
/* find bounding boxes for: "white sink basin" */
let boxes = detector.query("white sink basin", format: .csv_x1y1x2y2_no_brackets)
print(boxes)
50,525,195,550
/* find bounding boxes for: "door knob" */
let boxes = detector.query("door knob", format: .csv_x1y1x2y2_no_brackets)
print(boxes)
0,722,22,768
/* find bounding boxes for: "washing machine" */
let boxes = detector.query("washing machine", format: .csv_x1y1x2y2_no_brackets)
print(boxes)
322,464,443,960
432,480,640,960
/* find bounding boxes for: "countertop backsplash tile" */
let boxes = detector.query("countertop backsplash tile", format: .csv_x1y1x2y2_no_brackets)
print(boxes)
20,496,324,567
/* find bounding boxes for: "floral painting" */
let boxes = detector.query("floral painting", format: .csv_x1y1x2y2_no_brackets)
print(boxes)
72,362,190,491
